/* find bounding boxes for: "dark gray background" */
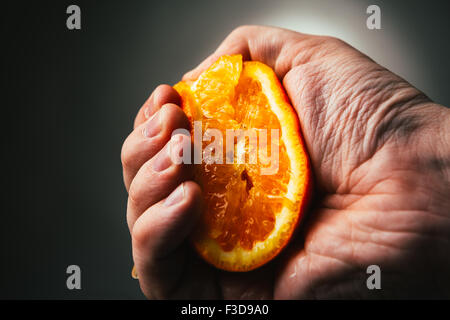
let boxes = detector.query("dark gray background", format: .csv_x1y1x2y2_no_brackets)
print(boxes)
2,0,450,299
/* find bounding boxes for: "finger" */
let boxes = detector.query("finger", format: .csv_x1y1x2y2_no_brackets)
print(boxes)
182,25,311,81
121,103,190,191
127,133,193,230
131,181,202,299
134,84,181,129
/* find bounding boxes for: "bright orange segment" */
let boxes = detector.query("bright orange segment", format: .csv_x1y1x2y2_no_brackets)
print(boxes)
174,55,312,271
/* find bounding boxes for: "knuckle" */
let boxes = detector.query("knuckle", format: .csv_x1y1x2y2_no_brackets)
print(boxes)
128,181,144,209
121,131,147,169
160,106,190,131
121,138,133,169
322,36,347,48
154,84,177,105
153,84,172,98
232,24,256,35
131,218,149,250
155,83,169,92
160,102,180,116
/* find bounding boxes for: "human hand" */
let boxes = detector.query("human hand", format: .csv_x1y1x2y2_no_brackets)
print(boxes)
122,25,450,299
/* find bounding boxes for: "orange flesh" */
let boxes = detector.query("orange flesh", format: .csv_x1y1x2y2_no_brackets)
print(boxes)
174,54,311,271
199,76,290,252
201,79,289,251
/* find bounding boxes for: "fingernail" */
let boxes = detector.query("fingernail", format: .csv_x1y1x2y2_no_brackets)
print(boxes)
152,145,172,172
131,265,138,279
164,183,185,207
142,110,161,138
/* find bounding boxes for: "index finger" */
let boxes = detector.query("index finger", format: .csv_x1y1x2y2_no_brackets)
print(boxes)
181,25,318,82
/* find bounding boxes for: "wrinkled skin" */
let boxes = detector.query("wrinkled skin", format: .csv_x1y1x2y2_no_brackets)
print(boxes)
121,26,450,299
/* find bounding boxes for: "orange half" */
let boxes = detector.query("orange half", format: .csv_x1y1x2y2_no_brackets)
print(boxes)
174,54,312,271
